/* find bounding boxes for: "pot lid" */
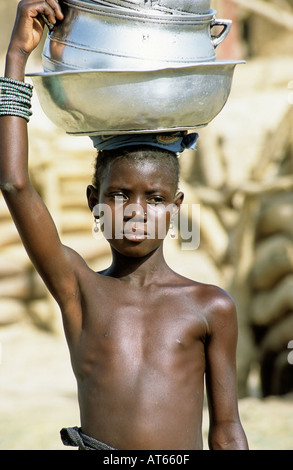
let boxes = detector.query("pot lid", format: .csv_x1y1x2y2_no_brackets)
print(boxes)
89,0,213,14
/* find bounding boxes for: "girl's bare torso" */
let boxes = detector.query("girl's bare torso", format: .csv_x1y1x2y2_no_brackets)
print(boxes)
66,265,209,450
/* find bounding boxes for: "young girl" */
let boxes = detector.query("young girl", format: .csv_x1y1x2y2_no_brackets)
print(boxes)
0,0,248,450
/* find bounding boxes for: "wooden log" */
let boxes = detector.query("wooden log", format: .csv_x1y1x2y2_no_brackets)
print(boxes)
230,175,293,199
195,128,227,188
0,221,21,248
54,209,92,233
252,107,293,181
0,275,32,300
251,274,293,326
229,0,293,31
179,181,229,263
189,185,228,207
164,238,222,286
228,195,260,396
0,245,32,270
60,234,111,262
0,195,12,220
28,299,57,332
251,234,293,290
0,255,27,278
30,270,50,299
0,299,27,326
0,271,46,301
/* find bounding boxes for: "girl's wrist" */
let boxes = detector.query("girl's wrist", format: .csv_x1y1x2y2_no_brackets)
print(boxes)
5,47,29,82
0,76,33,123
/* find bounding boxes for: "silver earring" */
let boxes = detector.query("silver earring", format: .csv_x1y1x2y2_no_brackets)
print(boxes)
94,217,100,233
169,220,176,239
92,217,101,240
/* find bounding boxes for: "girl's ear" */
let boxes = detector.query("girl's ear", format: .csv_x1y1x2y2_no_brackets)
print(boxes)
173,191,184,214
168,191,184,222
87,185,99,212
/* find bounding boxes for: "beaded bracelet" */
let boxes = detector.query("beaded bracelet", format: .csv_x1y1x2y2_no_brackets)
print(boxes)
0,77,33,122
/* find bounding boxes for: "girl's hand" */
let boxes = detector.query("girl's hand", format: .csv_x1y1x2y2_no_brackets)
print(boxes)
8,0,64,59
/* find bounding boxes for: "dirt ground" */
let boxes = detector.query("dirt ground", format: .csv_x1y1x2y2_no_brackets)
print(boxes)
0,321,292,451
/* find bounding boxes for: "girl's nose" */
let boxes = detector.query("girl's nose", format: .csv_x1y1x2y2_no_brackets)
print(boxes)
123,202,147,222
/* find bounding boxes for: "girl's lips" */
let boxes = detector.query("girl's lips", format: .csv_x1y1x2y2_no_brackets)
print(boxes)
122,223,149,242
124,232,148,242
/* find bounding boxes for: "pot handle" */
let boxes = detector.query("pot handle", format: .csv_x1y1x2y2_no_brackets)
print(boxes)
40,13,55,31
210,19,232,48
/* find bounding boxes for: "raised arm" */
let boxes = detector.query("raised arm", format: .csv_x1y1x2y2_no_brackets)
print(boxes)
0,1,82,313
205,288,249,450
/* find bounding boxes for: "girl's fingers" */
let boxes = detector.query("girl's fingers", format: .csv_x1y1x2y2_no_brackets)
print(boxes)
19,0,63,27
40,12,55,30
37,0,64,26
45,0,64,21
11,0,64,55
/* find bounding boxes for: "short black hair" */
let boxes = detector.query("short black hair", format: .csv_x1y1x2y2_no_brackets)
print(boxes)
92,145,180,194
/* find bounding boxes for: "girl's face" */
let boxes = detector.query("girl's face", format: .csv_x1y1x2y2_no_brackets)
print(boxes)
94,157,183,258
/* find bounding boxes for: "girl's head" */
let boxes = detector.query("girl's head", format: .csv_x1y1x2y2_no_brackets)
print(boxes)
89,132,198,194
87,146,184,257
87,133,198,257
92,145,180,195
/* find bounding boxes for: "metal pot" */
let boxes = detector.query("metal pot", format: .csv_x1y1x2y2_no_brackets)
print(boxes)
28,60,244,135
42,0,232,72
154,0,212,14
89,0,213,15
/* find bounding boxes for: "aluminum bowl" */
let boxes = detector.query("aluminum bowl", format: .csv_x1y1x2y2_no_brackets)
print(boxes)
27,61,244,136
42,0,232,72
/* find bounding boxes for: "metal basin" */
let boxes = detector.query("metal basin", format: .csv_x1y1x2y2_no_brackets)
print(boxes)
27,61,244,135
42,0,232,72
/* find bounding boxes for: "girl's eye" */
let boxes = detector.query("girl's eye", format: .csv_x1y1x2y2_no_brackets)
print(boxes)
147,196,165,206
113,194,128,202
